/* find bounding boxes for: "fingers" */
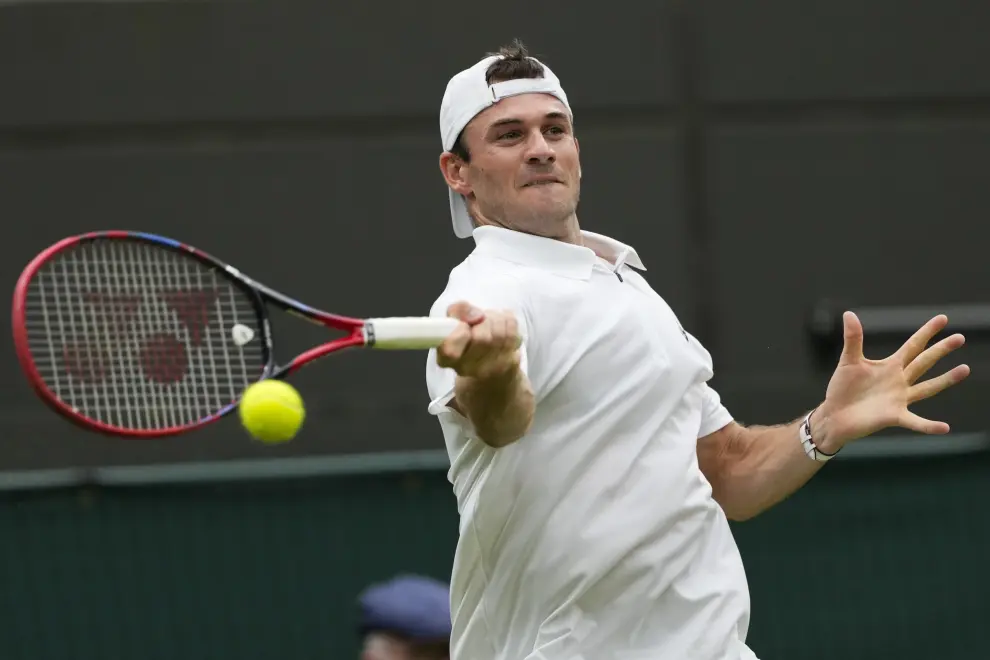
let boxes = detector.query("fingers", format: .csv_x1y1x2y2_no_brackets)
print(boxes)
487,313,519,351
904,333,966,382
446,301,485,325
436,301,488,368
908,363,971,403
436,308,522,377
897,314,949,366
898,410,951,435
839,311,865,364
435,321,473,368
506,314,522,349
466,314,494,357
458,310,518,365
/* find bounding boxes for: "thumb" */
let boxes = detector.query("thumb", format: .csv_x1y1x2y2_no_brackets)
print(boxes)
446,301,485,325
839,310,864,363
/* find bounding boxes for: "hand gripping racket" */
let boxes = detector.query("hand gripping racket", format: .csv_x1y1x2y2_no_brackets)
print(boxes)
11,231,460,438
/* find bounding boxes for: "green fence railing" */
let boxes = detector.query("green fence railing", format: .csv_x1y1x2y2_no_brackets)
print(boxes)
0,448,986,660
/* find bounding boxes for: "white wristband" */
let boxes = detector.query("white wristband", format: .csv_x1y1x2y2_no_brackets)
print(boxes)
799,408,837,463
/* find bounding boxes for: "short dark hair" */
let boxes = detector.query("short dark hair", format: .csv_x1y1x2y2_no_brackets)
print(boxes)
449,39,547,163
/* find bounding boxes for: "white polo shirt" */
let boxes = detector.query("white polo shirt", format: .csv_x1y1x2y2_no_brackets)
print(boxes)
425,226,757,660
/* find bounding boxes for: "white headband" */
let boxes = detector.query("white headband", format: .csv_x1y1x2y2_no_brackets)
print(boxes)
438,55,571,238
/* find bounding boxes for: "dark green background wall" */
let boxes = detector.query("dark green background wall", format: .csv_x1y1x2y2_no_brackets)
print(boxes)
2,1,989,658
2,0,988,471
2,451,988,660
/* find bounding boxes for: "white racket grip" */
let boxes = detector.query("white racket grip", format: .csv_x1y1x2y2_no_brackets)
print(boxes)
365,317,462,350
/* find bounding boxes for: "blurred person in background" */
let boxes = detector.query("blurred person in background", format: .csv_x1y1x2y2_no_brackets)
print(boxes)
357,574,451,660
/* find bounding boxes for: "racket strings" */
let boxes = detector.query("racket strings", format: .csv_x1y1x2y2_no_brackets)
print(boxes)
23,239,266,430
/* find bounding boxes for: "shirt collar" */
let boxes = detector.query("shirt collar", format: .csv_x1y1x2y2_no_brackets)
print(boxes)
471,226,646,280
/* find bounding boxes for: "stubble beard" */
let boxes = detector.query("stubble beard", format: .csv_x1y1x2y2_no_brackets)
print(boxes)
481,185,581,237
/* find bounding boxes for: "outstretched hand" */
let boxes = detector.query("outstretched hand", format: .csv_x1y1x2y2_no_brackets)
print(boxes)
813,312,971,454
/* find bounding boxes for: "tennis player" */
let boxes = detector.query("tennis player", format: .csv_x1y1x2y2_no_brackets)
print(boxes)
425,41,970,660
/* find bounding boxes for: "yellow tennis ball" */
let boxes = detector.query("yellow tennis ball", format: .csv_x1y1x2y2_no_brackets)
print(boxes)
238,380,305,444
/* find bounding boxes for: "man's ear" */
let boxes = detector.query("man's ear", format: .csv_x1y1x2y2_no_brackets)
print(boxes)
439,152,472,196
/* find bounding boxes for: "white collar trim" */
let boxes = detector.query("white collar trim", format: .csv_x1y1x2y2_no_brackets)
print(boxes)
471,226,646,280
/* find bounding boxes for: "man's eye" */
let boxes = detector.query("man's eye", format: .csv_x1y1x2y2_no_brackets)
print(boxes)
499,131,522,140
546,126,565,135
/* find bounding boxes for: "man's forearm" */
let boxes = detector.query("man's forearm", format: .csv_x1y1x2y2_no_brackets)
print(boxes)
453,366,535,448
712,409,830,521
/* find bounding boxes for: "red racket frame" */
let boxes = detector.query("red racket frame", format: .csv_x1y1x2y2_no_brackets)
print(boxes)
12,231,382,438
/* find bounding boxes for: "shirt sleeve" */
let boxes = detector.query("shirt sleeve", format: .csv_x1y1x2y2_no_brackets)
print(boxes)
424,274,532,418
697,383,734,438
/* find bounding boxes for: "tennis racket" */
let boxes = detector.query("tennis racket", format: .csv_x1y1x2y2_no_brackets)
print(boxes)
11,231,460,438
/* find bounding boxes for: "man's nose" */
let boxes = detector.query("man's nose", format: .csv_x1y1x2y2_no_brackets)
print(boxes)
525,132,556,165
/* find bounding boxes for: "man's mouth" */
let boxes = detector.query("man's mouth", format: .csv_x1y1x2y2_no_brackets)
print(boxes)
523,178,562,187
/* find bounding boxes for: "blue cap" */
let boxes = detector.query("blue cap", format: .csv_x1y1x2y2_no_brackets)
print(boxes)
358,574,451,641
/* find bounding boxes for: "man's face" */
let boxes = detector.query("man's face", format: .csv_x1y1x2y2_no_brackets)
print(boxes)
443,92,581,240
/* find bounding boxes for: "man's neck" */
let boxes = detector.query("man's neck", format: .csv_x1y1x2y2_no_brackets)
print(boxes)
475,215,582,245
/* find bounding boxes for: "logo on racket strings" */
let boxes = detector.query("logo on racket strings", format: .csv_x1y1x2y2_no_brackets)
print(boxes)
231,324,255,346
